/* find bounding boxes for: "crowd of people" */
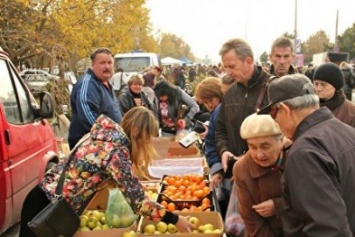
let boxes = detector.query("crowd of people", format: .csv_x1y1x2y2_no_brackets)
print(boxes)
19,36,355,237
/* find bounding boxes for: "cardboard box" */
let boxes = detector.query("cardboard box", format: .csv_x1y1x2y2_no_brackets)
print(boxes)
74,188,138,237
167,141,201,158
152,137,201,159
137,211,224,236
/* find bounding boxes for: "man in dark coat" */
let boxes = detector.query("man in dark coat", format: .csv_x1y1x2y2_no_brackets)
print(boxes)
215,38,272,218
258,74,355,236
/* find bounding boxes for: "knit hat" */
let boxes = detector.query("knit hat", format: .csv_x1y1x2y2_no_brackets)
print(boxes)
313,62,344,90
240,113,282,139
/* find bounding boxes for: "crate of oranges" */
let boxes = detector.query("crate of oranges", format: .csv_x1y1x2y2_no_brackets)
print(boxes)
158,174,213,212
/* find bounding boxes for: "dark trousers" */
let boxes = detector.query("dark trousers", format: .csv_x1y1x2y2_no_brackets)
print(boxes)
19,185,50,237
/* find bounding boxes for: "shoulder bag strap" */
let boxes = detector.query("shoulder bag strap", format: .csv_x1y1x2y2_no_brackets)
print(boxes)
54,134,91,196
255,75,278,112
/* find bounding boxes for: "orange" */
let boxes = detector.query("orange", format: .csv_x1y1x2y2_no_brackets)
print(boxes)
167,202,176,211
193,190,204,199
182,179,190,187
174,180,182,188
161,200,168,208
202,197,211,206
202,186,210,196
167,177,176,186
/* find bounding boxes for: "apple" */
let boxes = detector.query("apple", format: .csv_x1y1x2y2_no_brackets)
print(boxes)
198,225,206,233
204,229,214,234
204,223,215,231
120,214,135,227
123,230,136,237
92,226,102,231
80,226,91,231
214,228,223,234
154,230,162,234
102,224,110,230
144,224,156,234
83,210,92,217
79,215,89,228
92,210,102,220
87,216,98,229
167,223,178,233
111,214,121,228
100,215,106,224
156,221,168,233
188,216,200,227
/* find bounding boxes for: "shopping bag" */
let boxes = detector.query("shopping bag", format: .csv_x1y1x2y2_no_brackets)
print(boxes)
224,182,245,237
105,188,137,228
28,197,79,237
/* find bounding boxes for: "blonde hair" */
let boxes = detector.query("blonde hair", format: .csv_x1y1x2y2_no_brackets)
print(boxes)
127,74,144,86
121,106,159,180
194,77,223,101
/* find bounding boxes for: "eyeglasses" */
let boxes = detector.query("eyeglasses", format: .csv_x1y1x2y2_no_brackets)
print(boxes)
270,106,279,120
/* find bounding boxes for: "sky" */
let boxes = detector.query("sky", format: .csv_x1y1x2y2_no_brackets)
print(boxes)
145,0,355,63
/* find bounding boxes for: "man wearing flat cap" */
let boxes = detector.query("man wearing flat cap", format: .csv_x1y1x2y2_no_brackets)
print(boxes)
233,113,287,237
258,73,355,236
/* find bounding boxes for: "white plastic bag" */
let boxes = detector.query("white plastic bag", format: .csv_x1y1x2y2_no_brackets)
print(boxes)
224,182,245,237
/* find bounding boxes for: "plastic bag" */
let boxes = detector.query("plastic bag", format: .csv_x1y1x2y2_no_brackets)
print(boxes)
224,182,245,237
105,188,136,228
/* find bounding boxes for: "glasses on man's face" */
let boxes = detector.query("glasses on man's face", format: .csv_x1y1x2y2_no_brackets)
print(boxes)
269,106,279,120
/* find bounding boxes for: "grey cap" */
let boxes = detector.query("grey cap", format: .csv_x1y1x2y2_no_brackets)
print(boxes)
258,74,315,114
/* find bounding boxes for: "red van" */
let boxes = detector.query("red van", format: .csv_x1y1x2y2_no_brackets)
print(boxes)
0,48,59,234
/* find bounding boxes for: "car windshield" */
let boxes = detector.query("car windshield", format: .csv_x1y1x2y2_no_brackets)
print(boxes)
115,57,150,73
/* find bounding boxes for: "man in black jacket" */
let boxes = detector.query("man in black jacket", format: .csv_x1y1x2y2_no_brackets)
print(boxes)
214,38,272,218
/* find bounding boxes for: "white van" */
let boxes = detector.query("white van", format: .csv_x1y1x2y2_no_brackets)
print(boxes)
114,51,161,75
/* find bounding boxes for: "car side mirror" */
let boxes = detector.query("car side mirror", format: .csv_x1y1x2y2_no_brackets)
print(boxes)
37,91,55,118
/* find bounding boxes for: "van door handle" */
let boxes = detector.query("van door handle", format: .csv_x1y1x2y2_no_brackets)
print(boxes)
5,129,10,145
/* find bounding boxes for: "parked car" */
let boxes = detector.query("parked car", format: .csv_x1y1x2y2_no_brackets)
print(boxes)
19,69,60,81
0,47,60,234
19,69,60,94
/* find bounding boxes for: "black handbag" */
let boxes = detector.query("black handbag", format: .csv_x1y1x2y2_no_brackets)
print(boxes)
27,196,79,237
27,136,88,237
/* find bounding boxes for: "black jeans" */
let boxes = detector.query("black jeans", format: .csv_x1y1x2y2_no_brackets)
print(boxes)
19,185,50,237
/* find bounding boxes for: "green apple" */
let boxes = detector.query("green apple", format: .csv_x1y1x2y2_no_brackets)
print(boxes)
154,230,162,234
100,215,106,224
80,226,91,231
111,214,121,228
204,223,215,231
120,214,135,227
198,224,206,233
188,216,200,227
144,223,156,234
87,216,98,229
92,210,102,220
123,230,136,237
92,226,102,231
156,221,168,233
83,210,92,217
214,228,223,234
79,215,89,228
167,223,178,233
204,229,214,234
102,224,110,230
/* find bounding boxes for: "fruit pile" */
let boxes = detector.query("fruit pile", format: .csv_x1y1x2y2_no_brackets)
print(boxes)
159,174,212,211
79,210,110,231
141,216,223,235
78,209,135,231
